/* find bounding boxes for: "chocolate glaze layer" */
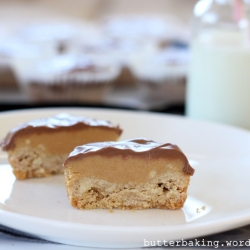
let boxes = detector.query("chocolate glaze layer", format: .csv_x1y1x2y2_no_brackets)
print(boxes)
65,138,195,176
1,113,122,151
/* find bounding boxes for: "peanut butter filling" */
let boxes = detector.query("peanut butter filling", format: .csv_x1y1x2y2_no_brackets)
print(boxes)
65,156,188,184
11,128,120,155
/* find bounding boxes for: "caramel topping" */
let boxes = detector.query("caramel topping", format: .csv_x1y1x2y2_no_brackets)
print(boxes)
1,113,122,151
65,138,195,176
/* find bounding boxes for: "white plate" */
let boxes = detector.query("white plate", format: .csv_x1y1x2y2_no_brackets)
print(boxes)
0,108,250,248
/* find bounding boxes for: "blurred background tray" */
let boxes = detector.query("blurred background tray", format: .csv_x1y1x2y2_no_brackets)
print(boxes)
0,0,197,114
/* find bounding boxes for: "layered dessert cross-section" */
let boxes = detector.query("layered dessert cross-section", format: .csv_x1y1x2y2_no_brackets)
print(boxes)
1,113,122,179
64,138,194,210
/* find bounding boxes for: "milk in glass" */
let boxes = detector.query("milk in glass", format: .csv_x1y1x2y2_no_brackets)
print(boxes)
186,0,250,130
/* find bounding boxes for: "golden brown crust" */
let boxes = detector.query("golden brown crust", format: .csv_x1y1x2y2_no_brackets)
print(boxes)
65,167,190,210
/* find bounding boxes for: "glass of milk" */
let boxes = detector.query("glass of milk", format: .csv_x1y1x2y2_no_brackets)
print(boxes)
186,0,250,130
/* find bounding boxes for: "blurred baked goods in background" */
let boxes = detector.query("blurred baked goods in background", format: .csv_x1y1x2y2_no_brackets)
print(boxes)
0,0,197,110
130,43,189,107
16,54,121,103
0,37,56,90
67,28,157,87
